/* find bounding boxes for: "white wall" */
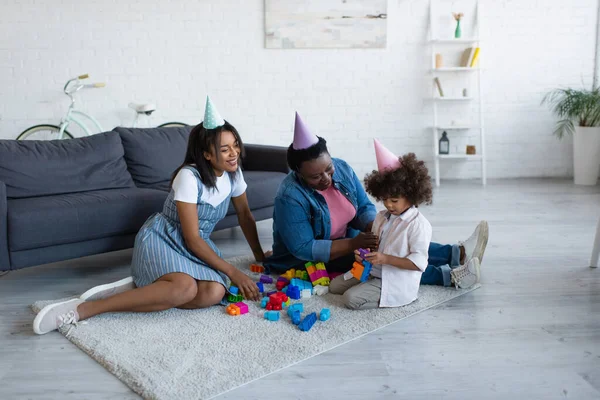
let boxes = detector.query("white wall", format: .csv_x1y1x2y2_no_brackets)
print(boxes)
0,0,596,180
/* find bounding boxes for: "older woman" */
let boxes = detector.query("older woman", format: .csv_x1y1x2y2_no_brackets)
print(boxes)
264,113,488,289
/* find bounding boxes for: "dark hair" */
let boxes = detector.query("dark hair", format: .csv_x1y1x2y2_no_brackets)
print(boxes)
170,120,244,189
364,153,433,206
287,136,329,172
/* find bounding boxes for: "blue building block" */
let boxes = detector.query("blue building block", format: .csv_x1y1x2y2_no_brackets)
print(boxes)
290,278,313,291
291,310,302,325
229,286,239,295
319,308,331,321
256,282,264,293
260,297,269,308
286,285,301,300
264,311,279,321
298,312,317,332
287,303,304,317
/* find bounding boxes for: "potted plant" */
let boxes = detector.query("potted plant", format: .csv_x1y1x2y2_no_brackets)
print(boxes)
542,86,600,185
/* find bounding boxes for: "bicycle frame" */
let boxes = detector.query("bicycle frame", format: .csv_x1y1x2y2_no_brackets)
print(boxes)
57,78,104,139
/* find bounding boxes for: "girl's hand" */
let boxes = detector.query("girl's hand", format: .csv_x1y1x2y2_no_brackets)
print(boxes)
354,248,370,263
230,269,260,301
365,251,388,265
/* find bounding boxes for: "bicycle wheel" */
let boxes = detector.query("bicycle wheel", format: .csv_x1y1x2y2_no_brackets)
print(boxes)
157,122,189,128
17,125,74,140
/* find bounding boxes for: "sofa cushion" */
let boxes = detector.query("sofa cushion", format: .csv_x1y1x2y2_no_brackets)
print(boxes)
8,188,167,251
0,131,135,199
226,171,286,215
114,126,192,191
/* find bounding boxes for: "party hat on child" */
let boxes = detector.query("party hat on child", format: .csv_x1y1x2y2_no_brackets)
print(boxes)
374,139,401,172
292,112,319,150
203,96,225,129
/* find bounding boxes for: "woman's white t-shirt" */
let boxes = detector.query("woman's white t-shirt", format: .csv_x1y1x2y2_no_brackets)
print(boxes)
172,168,247,206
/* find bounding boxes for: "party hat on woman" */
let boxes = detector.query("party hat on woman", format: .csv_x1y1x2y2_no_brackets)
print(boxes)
374,139,401,172
203,96,225,129
292,112,319,150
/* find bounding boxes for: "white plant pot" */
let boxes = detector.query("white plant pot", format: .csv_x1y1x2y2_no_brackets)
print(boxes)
573,126,600,185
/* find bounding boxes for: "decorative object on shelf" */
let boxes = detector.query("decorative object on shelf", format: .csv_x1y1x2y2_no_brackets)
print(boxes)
435,53,443,68
542,85,600,185
469,47,480,67
466,145,476,155
463,88,468,97
265,0,387,49
439,131,450,154
452,12,464,39
434,77,444,97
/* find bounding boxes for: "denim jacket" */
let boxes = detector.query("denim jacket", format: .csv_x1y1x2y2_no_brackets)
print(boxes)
264,158,377,272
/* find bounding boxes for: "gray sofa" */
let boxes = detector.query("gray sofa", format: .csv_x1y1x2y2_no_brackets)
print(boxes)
0,126,289,271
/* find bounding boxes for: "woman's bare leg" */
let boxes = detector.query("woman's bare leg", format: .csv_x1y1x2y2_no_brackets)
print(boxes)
178,281,226,309
76,273,198,320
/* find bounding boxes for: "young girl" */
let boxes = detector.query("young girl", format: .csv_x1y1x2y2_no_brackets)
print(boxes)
330,139,481,309
33,97,269,334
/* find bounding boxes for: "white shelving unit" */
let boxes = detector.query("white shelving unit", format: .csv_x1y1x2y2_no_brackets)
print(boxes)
429,0,486,186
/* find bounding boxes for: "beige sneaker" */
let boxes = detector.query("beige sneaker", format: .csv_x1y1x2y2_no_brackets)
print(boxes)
451,257,480,289
460,221,489,263
33,298,84,335
80,276,134,301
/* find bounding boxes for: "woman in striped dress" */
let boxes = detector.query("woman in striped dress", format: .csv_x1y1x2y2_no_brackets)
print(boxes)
33,98,269,334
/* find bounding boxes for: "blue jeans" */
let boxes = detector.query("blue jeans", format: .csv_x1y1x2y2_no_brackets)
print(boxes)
420,242,461,287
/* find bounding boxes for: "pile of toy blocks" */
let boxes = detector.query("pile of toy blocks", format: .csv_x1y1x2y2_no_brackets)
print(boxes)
305,261,330,286
350,248,373,282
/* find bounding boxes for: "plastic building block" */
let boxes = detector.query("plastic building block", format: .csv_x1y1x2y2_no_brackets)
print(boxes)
286,285,301,300
259,275,273,284
295,270,309,281
291,310,302,325
358,248,370,260
276,280,288,291
229,286,239,295
235,302,249,315
313,285,329,296
226,304,240,315
260,297,269,308
266,292,288,311
287,303,304,316
264,311,280,321
290,278,313,291
281,269,296,281
227,294,244,303
298,312,317,331
301,289,312,299
266,290,277,297
284,299,290,307
319,308,330,321
306,262,330,287
250,264,265,273
350,261,372,282
256,282,264,293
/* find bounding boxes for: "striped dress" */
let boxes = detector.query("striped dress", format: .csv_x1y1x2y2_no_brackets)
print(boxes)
131,167,233,290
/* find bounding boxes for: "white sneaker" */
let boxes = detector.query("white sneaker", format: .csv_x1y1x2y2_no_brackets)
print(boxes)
460,221,489,263
451,257,480,289
33,298,84,335
80,276,135,301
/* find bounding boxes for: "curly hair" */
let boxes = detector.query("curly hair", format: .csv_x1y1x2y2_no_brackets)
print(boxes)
364,153,433,206
287,136,329,172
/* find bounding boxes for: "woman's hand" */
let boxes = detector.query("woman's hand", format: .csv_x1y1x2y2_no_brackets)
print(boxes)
364,251,388,265
229,269,260,301
351,232,379,251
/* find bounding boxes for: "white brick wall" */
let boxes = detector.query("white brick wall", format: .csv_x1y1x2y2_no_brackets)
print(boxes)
0,0,596,180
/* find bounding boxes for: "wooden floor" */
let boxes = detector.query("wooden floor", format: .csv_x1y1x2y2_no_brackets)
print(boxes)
1,179,599,400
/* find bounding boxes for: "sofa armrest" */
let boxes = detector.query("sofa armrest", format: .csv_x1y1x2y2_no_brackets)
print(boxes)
0,181,9,271
242,144,290,174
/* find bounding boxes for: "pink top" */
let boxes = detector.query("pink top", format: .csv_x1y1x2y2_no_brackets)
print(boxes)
317,185,356,239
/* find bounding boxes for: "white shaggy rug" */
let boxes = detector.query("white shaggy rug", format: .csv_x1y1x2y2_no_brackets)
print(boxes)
32,255,480,400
